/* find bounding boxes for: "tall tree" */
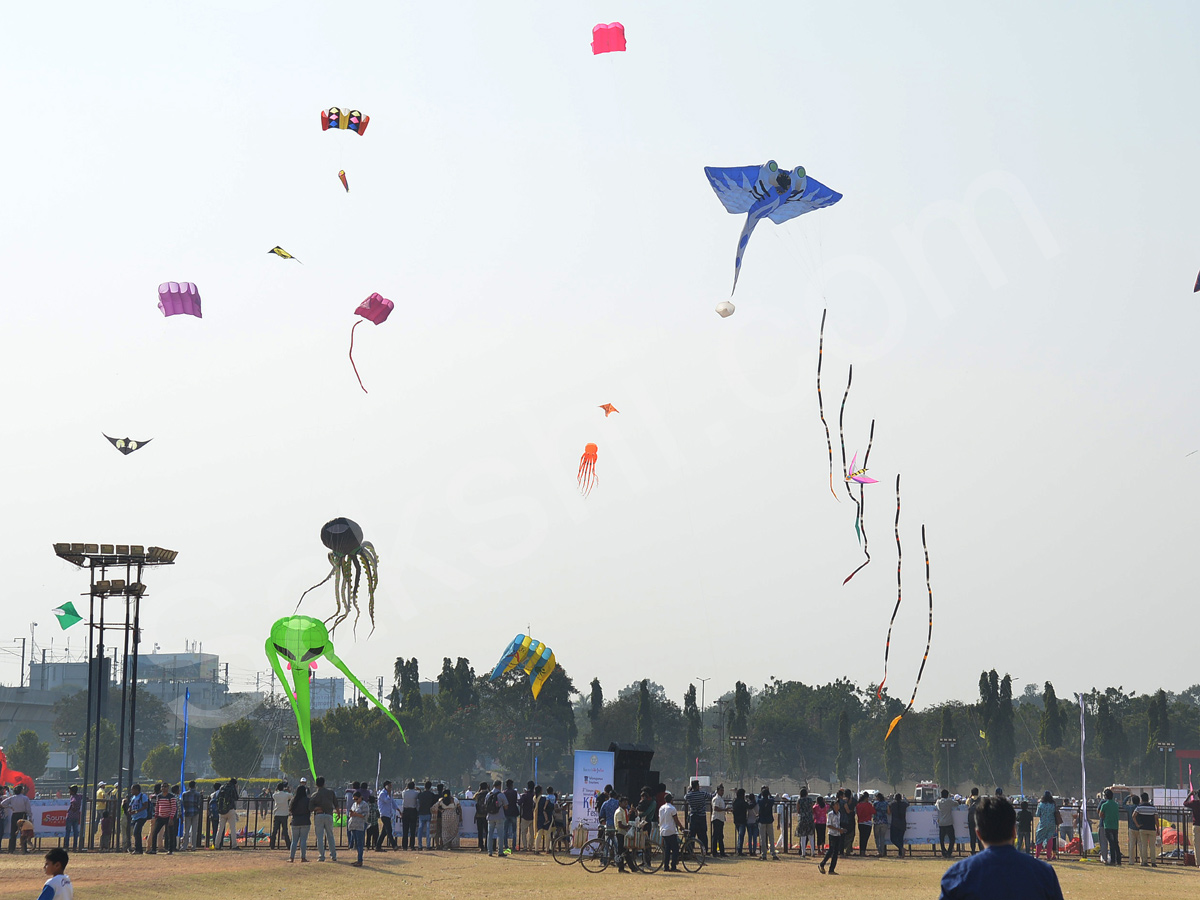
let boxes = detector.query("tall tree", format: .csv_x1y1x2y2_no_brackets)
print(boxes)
993,675,1016,789
141,744,183,783
835,706,852,783
729,681,752,777
934,707,955,788
1039,682,1064,749
636,679,654,743
589,678,604,729
684,684,702,772
209,718,263,778
1095,694,1121,769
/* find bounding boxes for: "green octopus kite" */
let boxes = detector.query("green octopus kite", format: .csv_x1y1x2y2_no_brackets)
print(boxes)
265,615,405,779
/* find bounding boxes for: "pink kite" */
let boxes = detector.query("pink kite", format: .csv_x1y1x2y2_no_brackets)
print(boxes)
591,23,626,54
349,293,394,393
158,282,202,318
846,452,878,485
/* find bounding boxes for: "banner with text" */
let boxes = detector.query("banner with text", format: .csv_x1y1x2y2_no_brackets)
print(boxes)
30,799,73,838
571,749,614,838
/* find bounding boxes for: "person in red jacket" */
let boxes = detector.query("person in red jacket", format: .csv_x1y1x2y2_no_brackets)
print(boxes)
148,785,178,854
855,793,876,856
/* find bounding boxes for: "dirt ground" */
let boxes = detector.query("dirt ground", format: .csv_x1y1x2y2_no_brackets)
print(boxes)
0,844,1193,900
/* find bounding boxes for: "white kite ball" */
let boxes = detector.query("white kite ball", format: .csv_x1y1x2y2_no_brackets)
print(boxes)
715,301,735,318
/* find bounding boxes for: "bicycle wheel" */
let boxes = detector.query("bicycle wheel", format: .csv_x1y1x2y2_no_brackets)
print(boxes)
640,839,664,873
680,838,706,872
579,839,611,873
550,834,577,865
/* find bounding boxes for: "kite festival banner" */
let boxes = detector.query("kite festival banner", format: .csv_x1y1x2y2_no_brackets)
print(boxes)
571,749,614,839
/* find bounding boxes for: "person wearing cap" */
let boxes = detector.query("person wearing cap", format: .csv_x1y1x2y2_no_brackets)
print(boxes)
659,791,683,872
683,779,711,854
270,782,292,851
966,788,981,854
938,796,1064,899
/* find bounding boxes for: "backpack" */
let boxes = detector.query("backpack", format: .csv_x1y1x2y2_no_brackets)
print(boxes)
217,786,235,815
485,791,502,815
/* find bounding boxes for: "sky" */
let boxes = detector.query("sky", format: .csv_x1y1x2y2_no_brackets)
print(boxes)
2,1,1198,713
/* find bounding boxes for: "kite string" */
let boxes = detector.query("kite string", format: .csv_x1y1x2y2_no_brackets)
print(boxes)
349,320,368,394
817,309,838,500
879,473,903,699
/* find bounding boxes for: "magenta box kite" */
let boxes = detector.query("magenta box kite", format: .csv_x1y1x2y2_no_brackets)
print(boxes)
158,282,202,318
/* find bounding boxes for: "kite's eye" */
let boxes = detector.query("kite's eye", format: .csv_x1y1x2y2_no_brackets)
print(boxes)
273,643,296,662
765,160,778,172
300,646,324,662
128,441,138,451
793,166,806,181
116,440,126,448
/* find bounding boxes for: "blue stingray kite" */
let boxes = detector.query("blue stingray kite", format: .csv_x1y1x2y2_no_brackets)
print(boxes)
489,634,557,699
705,160,843,293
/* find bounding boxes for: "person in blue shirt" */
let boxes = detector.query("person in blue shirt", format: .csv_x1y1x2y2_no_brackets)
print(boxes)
939,796,1064,900
126,784,150,854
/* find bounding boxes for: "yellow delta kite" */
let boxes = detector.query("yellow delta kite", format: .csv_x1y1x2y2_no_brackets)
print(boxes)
489,634,557,699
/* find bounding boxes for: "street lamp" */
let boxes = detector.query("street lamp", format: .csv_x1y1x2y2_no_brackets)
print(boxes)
939,737,957,791
1157,742,1175,791
525,736,543,784
730,735,748,789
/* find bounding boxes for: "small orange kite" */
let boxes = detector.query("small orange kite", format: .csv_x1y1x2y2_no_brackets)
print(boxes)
599,403,619,417
578,443,598,497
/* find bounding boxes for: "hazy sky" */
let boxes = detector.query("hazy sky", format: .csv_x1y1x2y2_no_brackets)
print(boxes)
3,1,1198,712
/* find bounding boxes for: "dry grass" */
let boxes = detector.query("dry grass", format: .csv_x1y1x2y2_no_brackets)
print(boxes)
0,845,1191,899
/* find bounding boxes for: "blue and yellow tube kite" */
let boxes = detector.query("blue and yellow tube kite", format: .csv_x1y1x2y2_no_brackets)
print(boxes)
489,634,557,699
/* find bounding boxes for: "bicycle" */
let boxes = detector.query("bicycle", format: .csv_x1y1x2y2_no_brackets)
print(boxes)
550,827,578,866
679,836,707,873
579,833,619,873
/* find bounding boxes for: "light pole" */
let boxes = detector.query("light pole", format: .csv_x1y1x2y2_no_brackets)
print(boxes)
939,737,957,791
730,735,747,789
525,736,542,784
1157,742,1175,791
13,638,25,688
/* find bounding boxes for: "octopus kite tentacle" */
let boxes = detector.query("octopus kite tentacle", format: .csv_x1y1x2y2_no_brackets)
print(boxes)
843,417,875,585
817,309,838,501
295,557,337,613
885,524,933,741
349,320,369,394
837,364,854,506
878,474,902,700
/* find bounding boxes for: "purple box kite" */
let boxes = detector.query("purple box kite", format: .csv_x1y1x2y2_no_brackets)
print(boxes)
158,282,202,318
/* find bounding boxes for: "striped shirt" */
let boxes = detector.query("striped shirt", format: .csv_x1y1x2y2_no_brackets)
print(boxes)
155,795,177,818
684,789,711,819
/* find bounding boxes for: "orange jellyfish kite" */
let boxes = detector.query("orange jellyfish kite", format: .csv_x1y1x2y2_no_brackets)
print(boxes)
578,443,599,497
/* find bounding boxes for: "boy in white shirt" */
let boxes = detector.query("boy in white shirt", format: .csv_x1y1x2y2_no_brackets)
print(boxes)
659,793,683,873
38,848,72,900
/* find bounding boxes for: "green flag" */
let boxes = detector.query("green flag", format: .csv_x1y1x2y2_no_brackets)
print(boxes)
53,602,82,630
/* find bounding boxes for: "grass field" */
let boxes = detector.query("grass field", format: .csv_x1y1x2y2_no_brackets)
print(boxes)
0,845,1192,899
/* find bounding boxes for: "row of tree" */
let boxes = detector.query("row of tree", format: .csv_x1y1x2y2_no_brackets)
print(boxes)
43,659,1200,798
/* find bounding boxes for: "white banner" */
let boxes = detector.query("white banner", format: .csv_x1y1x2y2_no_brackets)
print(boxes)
571,749,614,838
29,799,72,838
894,805,971,845
460,799,478,840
